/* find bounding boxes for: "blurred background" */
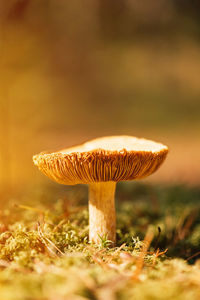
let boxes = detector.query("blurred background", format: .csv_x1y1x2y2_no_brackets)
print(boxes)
0,0,200,193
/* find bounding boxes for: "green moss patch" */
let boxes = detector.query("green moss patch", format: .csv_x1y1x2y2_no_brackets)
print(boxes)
0,182,200,300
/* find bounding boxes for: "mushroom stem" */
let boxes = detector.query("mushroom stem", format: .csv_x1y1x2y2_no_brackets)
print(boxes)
89,181,116,246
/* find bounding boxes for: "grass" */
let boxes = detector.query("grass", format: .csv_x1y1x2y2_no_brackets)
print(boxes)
0,182,200,300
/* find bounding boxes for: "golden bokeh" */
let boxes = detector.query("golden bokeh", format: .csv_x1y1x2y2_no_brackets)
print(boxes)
0,1,200,192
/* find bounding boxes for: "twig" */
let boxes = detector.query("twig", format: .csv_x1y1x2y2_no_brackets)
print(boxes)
187,251,200,262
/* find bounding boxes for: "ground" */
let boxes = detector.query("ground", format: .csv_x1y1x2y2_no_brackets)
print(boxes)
0,182,200,300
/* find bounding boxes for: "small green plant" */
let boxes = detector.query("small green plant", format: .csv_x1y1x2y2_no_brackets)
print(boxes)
98,234,114,248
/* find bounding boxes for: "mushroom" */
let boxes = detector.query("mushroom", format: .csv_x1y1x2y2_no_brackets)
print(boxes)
33,136,168,246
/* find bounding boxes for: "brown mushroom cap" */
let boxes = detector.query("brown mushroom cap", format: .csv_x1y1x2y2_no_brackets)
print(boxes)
33,135,168,185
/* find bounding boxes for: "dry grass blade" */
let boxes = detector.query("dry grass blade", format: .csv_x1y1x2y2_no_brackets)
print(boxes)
53,219,67,232
37,222,65,257
187,251,200,262
174,209,198,244
14,203,44,214
132,229,154,280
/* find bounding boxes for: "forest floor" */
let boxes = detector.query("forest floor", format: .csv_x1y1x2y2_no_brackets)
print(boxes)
0,182,200,300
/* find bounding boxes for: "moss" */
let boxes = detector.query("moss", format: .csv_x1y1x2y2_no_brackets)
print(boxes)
0,182,199,299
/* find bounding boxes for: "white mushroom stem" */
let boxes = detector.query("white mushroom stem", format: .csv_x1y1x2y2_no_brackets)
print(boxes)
89,181,116,246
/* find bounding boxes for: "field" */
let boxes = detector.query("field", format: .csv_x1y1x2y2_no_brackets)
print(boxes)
0,182,200,300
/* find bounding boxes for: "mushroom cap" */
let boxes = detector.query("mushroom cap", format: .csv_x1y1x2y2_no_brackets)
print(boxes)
33,135,168,185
